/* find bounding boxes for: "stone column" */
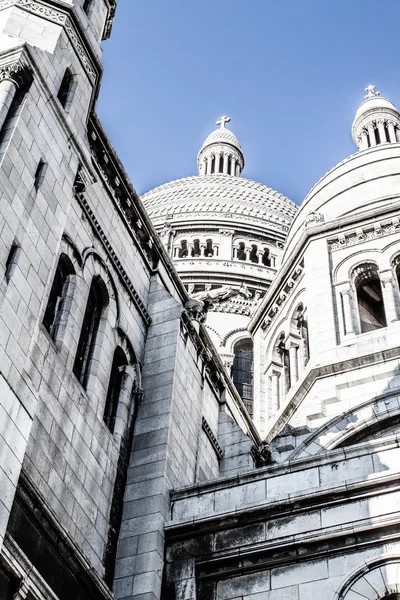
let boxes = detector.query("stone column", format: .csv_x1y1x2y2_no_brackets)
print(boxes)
0,78,18,133
214,152,220,174
235,162,241,176
360,129,369,150
341,287,354,335
223,153,229,174
187,242,194,258
288,345,298,386
230,156,236,175
377,120,386,143
200,243,206,256
396,127,400,143
270,372,280,415
367,123,376,146
201,156,207,175
245,247,251,261
205,156,211,175
380,270,399,323
388,121,397,142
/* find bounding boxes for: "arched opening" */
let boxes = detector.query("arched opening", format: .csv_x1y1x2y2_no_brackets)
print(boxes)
43,253,75,340
192,239,201,257
354,263,386,333
103,346,128,433
262,248,271,266
249,245,259,263
210,156,215,174
205,239,213,257
73,276,108,388
232,338,254,416
178,240,188,258
237,242,246,261
57,68,76,110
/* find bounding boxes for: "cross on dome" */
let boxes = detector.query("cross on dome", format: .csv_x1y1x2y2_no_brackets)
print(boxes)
216,116,231,129
364,85,380,99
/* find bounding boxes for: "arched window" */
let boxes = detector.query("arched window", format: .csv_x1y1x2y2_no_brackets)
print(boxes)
249,244,259,263
354,263,386,333
232,339,254,416
192,239,201,257
104,346,128,433
205,239,213,257
237,242,246,261
262,248,271,266
73,276,108,387
43,253,75,340
178,240,188,258
57,68,75,110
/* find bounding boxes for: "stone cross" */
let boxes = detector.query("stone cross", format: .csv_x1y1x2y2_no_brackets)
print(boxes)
364,85,380,99
216,115,231,129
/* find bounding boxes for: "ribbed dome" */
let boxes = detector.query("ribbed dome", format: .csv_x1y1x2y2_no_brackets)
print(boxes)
200,128,243,153
141,173,297,227
354,96,398,123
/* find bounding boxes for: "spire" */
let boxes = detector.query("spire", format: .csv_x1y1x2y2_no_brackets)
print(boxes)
197,117,245,176
352,85,400,149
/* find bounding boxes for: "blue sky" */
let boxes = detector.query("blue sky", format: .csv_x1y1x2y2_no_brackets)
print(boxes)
97,0,400,205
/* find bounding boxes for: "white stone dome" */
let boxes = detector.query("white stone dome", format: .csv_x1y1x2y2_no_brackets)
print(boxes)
199,127,243,154
353,95,398,123
142,173,297,231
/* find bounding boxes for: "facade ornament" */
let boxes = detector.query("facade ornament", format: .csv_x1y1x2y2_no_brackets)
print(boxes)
304,211,325,227
252,442,273,467
184,298,207,323
364,84,380,99
0,60,30,89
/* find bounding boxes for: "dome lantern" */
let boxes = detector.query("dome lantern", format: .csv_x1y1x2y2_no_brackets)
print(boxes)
352,85,400,150
197,116,245,176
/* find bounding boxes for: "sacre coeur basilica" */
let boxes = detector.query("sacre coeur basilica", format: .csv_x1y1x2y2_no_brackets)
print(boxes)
1,2,400,600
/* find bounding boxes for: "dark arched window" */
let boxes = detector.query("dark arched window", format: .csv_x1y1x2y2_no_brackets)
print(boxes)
178,240,188,258
262,248,271,266
43,253,74,340
57,68,75,110
104,347,128,433
249,245,259,263
192,239,201,257
237,242,246,261
232,338,254,416
354,264,386,333
205,239,213,257
73,276,108,387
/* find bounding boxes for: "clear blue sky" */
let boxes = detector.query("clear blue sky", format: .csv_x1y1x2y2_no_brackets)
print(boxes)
97,0,400,205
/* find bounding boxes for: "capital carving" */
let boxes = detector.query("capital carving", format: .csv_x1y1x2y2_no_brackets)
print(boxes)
0,61,29,88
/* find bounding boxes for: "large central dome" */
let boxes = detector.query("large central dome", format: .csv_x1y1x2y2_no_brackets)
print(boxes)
141,117,297,413
142,173,296,231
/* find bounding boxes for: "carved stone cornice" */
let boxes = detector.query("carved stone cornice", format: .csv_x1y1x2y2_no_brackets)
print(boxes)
0,0,99,84
102,0,117,40
88,118,159,271
327,215,400,251
202,417,224,459
74,167,151,327
260,261,304,332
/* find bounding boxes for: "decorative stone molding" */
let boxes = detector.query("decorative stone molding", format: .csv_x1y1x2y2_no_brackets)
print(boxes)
304,210,324,227
328,214,400,250
202,417,224,459
74,167,152,327
261,261,304,332
88,118,159,270
0,0,98,83
102,0,117,40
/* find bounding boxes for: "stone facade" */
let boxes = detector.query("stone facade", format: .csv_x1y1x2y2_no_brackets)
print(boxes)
1,4,400,600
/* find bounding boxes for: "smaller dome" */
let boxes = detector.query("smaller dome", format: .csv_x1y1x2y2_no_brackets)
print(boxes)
354,96,398,123
200,127,243,154
352,85,400,150
197,116,245,177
